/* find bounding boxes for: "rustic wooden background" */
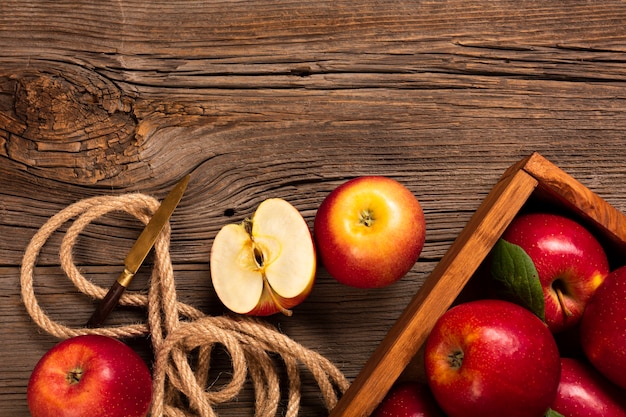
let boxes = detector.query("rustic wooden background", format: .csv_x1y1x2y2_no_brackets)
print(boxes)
2,1,626,416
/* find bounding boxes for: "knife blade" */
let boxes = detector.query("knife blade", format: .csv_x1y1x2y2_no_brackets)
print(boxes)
86,174,190,327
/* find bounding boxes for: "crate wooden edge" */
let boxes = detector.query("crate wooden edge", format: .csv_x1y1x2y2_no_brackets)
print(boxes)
329,152,626,417
523,152,626,252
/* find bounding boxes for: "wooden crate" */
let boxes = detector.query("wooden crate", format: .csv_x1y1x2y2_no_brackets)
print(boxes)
329,152,626,417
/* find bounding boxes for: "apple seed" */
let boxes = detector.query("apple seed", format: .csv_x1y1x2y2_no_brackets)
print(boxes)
253,246,265,268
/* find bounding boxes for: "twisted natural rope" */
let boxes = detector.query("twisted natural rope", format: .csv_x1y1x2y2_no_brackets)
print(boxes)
20,193,349,416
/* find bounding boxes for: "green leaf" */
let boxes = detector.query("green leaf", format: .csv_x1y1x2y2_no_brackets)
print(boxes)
545,408,565,417
490,239,546,321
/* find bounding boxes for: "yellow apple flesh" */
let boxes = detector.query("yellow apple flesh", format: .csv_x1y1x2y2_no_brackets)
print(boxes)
210,198,316,316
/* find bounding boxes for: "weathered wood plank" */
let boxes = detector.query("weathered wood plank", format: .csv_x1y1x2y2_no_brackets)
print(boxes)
2,0,626,416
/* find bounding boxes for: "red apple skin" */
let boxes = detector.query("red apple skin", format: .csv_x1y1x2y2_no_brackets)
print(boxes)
551,357,626,417
314,176,426,288
372,382,445,417
27,335,153,417
580,265,626,390
501,212,609,333
247,276,315,316
424,299,561,417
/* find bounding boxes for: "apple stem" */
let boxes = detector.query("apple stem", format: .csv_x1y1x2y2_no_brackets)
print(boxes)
243,218,253,235
263,276,293,317
555,286,574,318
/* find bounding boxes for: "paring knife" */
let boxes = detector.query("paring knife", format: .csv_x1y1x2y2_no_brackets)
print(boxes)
86,174,190,328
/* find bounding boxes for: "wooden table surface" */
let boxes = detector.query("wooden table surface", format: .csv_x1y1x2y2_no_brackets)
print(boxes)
3,1,626,416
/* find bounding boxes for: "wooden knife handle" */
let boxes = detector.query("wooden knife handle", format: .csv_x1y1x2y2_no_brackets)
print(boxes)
86,280,127,328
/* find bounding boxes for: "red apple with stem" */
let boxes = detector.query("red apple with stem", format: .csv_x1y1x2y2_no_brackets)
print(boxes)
372,382,445,417
500,212,609,333
580,265,626,390
551,357,626,417
314,176,426,288
424,299,561,417
27,335,153,417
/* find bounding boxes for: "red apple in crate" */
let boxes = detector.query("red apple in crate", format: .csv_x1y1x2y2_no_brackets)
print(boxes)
500,212,609,333
314,176,425,288
372,382,444,417
580,265,626,389
210,198,316,316
27,335,152,417
551,357,626,417
424,299,561,417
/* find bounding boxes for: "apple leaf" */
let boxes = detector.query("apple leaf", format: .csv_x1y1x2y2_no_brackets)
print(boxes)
545,409,565,417
490,239,546,322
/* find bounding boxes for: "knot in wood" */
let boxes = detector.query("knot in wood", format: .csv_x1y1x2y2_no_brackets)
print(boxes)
5,67,142,184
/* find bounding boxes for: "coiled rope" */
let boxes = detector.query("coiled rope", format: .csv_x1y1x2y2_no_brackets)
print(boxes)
20,193,349,416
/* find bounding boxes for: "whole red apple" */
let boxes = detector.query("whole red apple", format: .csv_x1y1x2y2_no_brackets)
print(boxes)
424,299,561,417
580,265,626,390
372,382,444,417
551,357,626,417
501,212,609,333
27,335,152,417
314,176,425,288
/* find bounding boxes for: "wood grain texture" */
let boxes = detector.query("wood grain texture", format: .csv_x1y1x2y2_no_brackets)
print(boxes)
2,1,626,416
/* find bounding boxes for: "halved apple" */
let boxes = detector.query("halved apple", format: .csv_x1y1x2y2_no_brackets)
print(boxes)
210,198,316,316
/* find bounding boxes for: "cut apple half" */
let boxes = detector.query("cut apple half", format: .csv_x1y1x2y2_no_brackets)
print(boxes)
210,198,316,316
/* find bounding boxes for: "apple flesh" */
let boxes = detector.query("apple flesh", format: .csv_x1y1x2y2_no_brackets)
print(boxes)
551,357,626,417
424,299,561,417
27,335,152,417
501,212,609,333
210,198,316,316
314,176,425,288
580,265,626,390
372,382,444,417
